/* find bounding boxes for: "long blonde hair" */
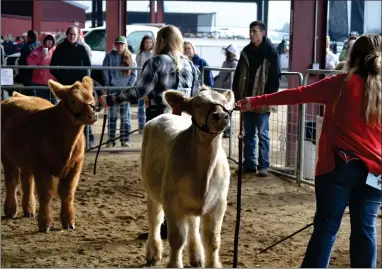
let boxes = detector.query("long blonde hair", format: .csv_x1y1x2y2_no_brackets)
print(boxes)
346,34,381,126
121,46,133,76
154,25,184,71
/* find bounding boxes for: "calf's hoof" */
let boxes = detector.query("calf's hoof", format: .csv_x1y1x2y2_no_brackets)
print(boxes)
190,258,204,268
62,223,76,230
38,226,51,233
4,205,17,219
24,212,35,218
146,258,159,266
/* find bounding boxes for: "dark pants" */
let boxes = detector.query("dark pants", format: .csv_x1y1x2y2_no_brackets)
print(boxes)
145,104,166,122
301,155,382,268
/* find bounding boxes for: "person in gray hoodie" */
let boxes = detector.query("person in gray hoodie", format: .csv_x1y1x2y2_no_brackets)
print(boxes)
214,44,239,138
102,36,137,147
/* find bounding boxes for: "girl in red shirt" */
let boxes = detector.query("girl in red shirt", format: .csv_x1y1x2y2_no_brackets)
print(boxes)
237,34,381,268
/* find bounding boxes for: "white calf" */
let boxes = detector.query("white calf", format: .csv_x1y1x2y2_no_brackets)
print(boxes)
141,86,235,268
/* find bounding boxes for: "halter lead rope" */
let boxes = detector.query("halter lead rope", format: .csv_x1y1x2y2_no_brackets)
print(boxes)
233,111,244,268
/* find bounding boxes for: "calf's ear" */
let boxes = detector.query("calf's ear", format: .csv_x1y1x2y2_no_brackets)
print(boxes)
164,90,193,115
82,76,94,94
223,90,235,109
48,79,70,101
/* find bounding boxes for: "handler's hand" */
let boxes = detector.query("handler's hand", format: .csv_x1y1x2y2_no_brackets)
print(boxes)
98,95,109,109
235,97,252,112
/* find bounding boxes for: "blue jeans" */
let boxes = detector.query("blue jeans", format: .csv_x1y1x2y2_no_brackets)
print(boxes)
243,112,270,170
138,99,146,130
301,155,382,268
108,103,131,143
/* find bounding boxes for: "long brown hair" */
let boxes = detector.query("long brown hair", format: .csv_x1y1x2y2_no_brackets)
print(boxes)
120,46,133,76
346,34,381,126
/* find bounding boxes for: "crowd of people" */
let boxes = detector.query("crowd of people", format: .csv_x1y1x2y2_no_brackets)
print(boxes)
2,22,381,268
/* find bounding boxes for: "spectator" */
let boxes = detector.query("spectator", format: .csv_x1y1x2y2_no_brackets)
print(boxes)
27,33,57,103
50,26,91,85
232,20,281,177
214,44,239,89
135,35,154,134
326,36,339,70
214,44,239,138
184,40,214,87
16,30,40,88
102,36,137,148
236,34,382,268
339,31,359,61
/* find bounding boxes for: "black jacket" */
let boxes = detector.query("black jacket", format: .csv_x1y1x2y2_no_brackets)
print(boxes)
50,39,91,85
232,37,280,100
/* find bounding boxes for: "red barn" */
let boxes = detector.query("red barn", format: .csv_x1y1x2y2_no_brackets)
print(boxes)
1,0,88,38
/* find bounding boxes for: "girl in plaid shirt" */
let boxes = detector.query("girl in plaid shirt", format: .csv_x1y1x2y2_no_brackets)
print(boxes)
100,25,200,121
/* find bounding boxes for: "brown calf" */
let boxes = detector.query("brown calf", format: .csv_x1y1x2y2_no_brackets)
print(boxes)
1,76,98,232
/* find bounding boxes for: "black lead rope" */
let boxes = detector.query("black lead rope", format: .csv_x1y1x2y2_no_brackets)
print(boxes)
233,111,244,268
93,107,108,175
257,222,314,254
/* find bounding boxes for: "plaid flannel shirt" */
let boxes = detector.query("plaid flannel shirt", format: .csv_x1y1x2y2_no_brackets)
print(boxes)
110,54,200,105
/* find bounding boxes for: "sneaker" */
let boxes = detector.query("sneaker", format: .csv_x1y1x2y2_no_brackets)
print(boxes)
89,141,96,148
121,142,130,147
139,129,144,135
257,168,269,177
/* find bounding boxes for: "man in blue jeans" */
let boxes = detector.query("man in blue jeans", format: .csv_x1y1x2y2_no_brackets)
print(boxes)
232,20,280,176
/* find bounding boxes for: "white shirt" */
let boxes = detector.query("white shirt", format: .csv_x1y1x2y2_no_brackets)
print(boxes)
326,51,339,70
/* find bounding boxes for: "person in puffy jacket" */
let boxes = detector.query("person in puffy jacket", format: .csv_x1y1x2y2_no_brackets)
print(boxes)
27,33,57,103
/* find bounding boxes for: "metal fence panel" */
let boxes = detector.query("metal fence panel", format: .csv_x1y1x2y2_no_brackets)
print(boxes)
1,64,347,188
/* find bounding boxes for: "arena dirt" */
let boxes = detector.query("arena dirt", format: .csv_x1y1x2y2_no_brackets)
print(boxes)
1,153,381,268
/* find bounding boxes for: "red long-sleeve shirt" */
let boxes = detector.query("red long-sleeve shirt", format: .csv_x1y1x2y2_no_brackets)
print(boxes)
249,73,382,176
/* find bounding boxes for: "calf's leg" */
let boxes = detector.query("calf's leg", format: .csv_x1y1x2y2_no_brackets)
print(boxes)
3,163,20,218
146,196,164,265
58,161,82,230
34,169,55,232
201,199,227,268
187,216,204,267
20,169,36,218
165,210,187,268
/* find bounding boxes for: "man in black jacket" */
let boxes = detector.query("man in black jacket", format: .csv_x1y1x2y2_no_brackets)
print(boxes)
232,20,281,177
50,26,91,85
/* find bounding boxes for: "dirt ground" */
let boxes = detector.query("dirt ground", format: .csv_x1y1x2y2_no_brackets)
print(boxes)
1,152,381,268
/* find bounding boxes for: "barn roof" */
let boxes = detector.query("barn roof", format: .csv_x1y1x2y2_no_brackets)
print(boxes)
63,0,89,11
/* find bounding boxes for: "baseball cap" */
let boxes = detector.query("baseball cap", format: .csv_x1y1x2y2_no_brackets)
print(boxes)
221,44,237,56
348,31,359,39
115,35,127,44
